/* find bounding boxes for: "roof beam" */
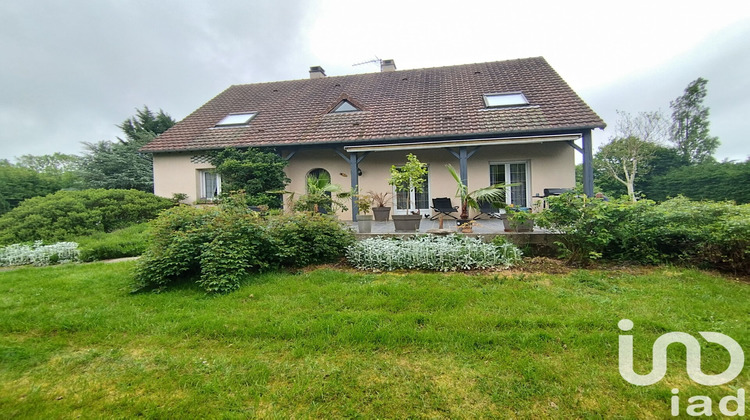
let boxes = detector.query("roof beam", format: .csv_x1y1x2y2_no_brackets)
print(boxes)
344,134,581,153
566,140,583,154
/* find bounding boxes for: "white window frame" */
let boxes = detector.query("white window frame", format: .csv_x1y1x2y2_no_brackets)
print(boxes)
489,161,531,207
331,100,360,113
214,112,257,127
392,165,431,216
483,92,529,108
199,170,221,200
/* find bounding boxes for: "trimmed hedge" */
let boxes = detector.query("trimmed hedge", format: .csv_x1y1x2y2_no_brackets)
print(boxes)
0,189,174,245
134,206,355,293
76,223,151,262
535,194,750,273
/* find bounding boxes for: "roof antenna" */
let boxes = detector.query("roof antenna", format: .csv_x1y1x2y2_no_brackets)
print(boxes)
352,56,382,67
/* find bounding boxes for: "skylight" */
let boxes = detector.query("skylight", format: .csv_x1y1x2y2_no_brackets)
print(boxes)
331,100,360,113
215,112,257,127
483,93,529,108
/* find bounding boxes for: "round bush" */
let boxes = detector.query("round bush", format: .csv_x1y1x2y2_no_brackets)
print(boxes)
0,189,174,245
134,207,356,293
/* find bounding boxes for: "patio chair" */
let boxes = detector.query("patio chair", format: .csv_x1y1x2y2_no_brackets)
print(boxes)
430,197,458,220
539,188,573,208
473,201,502,220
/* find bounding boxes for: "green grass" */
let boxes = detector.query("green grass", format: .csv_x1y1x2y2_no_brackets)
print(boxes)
1,263,748,418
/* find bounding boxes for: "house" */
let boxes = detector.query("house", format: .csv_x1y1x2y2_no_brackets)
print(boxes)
141,57,605,219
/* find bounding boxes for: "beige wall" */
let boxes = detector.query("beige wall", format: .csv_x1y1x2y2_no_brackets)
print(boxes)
152,152,216,204
285,142,575,219
152,141,575,219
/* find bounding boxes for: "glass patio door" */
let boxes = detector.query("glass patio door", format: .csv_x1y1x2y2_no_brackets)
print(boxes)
393,169,430,215
490,162,529,207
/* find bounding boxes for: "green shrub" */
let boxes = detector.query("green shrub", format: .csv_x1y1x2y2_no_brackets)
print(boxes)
134,206,355,293
536,194,750,272
134,206,217,291
197,210,276,293
0,163,62,215
268,213,356,267
630,197,750,272
643,161,750,204
76,223,151,262
0,189,174,245
346,235,522,272
534,194,632,265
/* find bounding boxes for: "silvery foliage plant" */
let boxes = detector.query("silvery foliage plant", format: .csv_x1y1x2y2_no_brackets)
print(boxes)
347,235,522,272
0,241,80,267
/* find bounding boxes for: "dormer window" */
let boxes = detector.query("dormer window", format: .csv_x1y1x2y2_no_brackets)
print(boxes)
483,93,529,108
331,100,360,113
215,112,257,127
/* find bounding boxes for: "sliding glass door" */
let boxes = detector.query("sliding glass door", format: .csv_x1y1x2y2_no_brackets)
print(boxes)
489,162,529,207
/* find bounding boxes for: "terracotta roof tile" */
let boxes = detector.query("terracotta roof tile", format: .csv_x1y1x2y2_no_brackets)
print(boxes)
142,57,605,153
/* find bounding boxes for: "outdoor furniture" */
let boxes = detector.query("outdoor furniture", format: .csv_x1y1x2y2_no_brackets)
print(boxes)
430,197,458,220
473,201,502,220
543,188,572,197
535,188,573,208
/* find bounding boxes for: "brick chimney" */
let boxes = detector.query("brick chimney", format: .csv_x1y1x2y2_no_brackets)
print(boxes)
380,59,396,72
309,66,326,79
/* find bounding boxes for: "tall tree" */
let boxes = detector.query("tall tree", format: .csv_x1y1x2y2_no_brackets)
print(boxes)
117,106,176,144
0,161,61,214
594,110,668,201
15,153,84,189
209,147,290,208
669,77,719,164
80,106,175,191
15,153,82,174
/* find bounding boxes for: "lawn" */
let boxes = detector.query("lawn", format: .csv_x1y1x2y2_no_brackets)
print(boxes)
1,261,748,418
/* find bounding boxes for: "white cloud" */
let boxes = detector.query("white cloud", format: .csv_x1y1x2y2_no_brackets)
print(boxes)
0,0,747,162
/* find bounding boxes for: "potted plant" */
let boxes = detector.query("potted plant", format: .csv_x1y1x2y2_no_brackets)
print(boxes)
355,192,373,233
446,164,509,232
388,153,427,232
501,205,535,232
292,173,349,214
457,219,478,233
368,191,392,222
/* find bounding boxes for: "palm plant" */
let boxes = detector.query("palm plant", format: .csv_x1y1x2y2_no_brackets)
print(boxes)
446,164,510,220
293,173,350,214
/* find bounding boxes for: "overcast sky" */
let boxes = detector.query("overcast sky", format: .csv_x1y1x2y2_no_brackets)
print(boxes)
2,0,749,162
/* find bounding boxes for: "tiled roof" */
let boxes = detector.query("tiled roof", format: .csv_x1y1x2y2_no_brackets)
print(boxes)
141,57,605,153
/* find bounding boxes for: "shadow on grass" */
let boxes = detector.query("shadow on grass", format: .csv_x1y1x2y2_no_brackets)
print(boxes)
129,268,290,296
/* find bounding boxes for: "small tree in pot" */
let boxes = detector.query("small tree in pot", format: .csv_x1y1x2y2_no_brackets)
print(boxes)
388,153,427,231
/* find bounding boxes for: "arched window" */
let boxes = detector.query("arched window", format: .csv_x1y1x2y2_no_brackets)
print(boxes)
306,168,332,214
306,168,331,190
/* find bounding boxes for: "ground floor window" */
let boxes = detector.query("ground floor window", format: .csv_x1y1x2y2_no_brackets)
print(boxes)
489,162,529,207
306,168,332,213
199,170,221,200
